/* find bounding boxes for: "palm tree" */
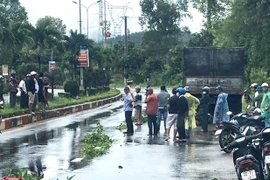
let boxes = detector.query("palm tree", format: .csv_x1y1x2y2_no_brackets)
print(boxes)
64,30,89,80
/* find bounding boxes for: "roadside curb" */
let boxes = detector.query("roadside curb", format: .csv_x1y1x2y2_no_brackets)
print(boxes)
0,93,122,131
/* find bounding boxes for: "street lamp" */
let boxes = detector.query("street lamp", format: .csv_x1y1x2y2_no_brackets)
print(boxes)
72,0,101,38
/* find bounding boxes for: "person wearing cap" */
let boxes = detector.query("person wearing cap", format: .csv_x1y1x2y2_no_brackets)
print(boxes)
213,86,229,128
123,87,134,135
176,87,189,142
250,83,258,110
157,85,170,133
145,88,158,136
261,83,270,127
8,73,18,108
196,86,211,133
19,75,28,109
184,86,200,138
27,71,37,115
134,86,142,125
255,86,263,108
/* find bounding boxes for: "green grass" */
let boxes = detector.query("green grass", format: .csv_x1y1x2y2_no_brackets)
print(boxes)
1,89,120,118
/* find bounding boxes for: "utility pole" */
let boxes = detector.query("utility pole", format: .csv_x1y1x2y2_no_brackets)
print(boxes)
124,16,128,85
79,0,82,34
78,0,84,90
103,0,107,46
124,16,128,56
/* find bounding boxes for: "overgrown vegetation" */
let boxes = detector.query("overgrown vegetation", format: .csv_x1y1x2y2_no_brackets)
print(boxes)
1,89,120,118
6,170,75,180
80,123,112,160
7,170,42,180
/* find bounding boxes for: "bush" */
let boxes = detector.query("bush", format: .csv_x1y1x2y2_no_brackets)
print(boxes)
64,80,79,97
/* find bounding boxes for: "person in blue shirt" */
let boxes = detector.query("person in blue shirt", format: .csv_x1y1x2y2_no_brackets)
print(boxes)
123,87,134,135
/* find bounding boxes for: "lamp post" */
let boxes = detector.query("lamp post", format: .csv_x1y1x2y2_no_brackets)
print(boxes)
72,0,100,38
72,0,101,90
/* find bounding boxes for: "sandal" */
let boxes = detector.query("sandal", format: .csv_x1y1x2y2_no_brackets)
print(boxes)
165,136,170,141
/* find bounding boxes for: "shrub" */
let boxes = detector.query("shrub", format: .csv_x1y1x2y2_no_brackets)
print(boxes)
64,80,79,97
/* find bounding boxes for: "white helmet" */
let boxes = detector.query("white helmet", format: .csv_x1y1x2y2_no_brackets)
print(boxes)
30,71,37,75
262,83,269,87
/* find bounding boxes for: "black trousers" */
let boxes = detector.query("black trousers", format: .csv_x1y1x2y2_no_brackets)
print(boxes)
10,92,16,108
125,111,134,134
147,114,158,135
20,91,28,109
201,115,208,133
177,113,186,139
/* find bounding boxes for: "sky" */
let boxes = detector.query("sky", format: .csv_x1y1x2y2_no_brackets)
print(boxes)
19,0,204,41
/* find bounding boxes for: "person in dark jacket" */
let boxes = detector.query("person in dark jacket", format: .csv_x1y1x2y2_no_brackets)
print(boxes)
197,86,211,133
176,87,189,142
9,73,18,108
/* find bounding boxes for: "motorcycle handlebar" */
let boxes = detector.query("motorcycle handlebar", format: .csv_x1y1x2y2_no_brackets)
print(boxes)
221,132,263,151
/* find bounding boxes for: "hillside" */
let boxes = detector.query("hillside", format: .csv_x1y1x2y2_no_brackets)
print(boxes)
105,30,191,46
106,32,144,46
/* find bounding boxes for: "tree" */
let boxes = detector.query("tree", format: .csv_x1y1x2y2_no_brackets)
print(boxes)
0,0,28,69
191,0,230,45
30,16,66,72
213,0,270,83
64,30,91,80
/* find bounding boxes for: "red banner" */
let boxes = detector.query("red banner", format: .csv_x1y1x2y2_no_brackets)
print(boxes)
77,48,89,67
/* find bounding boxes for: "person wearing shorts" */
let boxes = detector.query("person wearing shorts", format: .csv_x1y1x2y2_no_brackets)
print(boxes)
165,88,179,141
27,72,37,115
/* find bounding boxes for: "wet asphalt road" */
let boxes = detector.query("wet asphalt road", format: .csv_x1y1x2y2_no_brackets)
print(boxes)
0,91,237,180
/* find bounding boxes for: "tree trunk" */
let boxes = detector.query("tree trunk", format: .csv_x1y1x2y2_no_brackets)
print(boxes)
38,55,41,72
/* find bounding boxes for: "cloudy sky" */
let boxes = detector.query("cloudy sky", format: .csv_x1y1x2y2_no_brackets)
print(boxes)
19,0,204,40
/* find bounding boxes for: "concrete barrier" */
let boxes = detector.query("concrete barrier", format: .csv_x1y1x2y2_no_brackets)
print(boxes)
0,93,122,131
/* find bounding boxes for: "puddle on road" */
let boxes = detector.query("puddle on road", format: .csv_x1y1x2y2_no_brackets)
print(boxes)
0,106,123,177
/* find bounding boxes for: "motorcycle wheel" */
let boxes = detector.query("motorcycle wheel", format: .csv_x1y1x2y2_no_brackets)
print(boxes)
219,130,234,153
266,164,270,180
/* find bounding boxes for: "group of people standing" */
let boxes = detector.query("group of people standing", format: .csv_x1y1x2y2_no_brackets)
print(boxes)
249,82,270,127
8,71,50,114
123,81,213,142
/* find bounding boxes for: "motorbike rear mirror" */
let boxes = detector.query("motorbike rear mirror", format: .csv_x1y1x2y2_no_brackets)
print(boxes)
247,105,251,110
263,127,270,133
226,111,233,116
254,108,261,114
235,136,245,143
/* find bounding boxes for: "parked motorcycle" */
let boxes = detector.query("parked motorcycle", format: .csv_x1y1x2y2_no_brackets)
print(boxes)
215,111,265,153
261,132,270,179
222,127,270,180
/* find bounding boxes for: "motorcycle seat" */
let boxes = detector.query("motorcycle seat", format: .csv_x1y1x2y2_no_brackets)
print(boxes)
247,115,265,121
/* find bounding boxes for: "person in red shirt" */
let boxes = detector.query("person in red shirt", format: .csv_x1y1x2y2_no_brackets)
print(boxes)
145,88,158,136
